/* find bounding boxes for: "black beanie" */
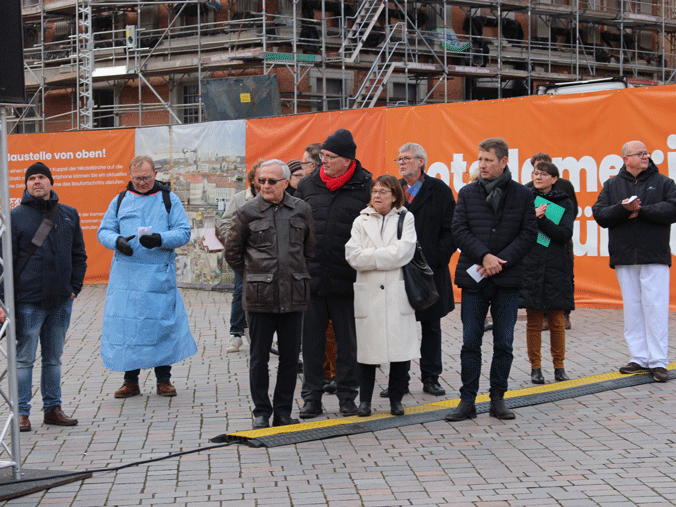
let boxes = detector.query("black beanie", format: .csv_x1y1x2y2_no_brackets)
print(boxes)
25,162,54,186
321,129,357,160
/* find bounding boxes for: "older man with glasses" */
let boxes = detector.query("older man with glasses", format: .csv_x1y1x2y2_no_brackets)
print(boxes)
225,159,316,429
593,140,676,383
380,143,457,399
294,129,373,419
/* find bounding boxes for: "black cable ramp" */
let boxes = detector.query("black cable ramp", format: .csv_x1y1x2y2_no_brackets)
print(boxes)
210,366,673,448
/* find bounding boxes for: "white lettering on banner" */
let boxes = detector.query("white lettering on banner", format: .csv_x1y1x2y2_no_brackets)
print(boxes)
450,153,467,191
428,161,450,186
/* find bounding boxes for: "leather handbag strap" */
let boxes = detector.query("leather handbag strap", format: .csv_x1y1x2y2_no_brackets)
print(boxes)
397,209,406,240
15,203,60,278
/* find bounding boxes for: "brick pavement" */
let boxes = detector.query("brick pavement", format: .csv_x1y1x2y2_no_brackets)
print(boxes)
3,284,676,506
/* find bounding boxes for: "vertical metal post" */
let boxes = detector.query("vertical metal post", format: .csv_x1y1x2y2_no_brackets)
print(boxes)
0,106,22,480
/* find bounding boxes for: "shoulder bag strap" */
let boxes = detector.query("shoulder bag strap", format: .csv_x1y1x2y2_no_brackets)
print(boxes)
16,203,60,278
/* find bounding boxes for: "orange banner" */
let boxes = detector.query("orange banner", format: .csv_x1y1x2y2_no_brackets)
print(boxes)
246,85,676,309
7,130,136,282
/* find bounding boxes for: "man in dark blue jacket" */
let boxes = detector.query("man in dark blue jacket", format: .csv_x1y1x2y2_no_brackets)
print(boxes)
447,138,537,422
0,162,87,432
593,140,676,383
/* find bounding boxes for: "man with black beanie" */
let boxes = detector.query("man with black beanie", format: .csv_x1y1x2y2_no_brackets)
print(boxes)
294,128,373,418
0,161,87,432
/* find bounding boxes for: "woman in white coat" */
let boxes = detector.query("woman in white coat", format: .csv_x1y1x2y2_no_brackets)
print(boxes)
345,174,418,416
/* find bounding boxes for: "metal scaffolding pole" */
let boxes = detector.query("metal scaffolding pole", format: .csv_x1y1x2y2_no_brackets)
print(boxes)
0,106,22,480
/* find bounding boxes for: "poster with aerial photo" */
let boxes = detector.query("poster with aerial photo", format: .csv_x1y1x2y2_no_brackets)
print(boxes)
135,120,247,288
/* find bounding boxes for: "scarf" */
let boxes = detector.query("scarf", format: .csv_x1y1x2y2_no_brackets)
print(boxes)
320,160,356,191
478,167,512,212
403,173,425,204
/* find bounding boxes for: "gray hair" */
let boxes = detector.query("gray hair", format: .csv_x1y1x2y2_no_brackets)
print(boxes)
399,142,427,171
479,138,509,160
129,155,155,172
260,159,291,179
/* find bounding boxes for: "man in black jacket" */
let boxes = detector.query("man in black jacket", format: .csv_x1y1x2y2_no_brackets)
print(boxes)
225,159,316,429
447,138,537,422
383,142,456,397
295,129,372,418
593,140,676,383
0,162,87,432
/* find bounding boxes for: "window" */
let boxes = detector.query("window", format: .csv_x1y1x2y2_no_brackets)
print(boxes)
309,69,354,112
182,84,202,124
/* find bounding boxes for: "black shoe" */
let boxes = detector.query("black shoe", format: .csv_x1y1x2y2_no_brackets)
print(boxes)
270,347,279,356
445,399,477,421
323,379,337,394
357,402,371,417
272,414,300,427
531,368,545,384
390,401,404,416
380,387,409,398
484,320,493,332
423,380,446,396
339,399,358,416
297,360,303,373
554,368,570,382
299,400,323,419
489,393,516,420
253,416,269,429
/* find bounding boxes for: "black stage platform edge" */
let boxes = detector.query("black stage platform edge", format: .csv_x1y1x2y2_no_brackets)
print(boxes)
0,468,92,501
210,370,669,448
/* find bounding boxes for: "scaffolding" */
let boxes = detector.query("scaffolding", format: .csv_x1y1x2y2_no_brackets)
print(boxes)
10,0,676,132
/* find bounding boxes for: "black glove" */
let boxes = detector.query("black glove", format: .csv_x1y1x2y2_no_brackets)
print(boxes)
115,235,135,256
139,233,162,249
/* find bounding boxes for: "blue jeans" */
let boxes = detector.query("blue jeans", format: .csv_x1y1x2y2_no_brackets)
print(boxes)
230,272,247,336
16,298,74,416
459,282,519,401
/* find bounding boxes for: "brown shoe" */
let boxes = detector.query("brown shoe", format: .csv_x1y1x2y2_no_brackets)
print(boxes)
19,415,31,432
157,380,177,397
114,381,141,398
619,362,650,374
43,406,78,426
652,367,669,383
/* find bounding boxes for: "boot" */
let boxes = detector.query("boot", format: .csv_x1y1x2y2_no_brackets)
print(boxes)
445,398,477,421
531,368,545,384
489,390,515,420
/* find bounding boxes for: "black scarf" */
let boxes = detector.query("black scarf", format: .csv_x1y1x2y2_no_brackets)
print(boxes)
478,167,512,212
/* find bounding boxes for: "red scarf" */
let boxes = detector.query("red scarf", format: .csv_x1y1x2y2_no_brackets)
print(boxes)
320,160,356,191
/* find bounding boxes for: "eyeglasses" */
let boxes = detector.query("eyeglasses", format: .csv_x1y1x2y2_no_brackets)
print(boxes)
531,171,552,178
300,161,315,166
625,151,650,159
371,189,392,196
320,152,340,161
395,156,417,164
258,178,284,185
131,175,153,183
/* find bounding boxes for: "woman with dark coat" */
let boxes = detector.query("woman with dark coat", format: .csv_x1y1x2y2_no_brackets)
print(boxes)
520,161,575,384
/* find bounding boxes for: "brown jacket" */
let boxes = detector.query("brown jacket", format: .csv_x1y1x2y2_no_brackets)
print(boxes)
225,192,316,313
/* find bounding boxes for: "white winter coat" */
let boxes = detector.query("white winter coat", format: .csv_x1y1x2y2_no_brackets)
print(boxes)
345,205,419,365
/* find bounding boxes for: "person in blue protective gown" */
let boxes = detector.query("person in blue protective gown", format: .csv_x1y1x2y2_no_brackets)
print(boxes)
98,155,197,398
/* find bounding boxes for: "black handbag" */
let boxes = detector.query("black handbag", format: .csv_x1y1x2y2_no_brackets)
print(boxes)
397,210,439,311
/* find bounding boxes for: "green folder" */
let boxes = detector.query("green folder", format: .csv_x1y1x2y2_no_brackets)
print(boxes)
534,196,565,247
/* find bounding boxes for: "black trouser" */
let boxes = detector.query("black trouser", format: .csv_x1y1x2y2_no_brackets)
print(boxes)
124,365,171,383
248,312,302,419
419,318,442,383
301,295,358,403
359,362,410,404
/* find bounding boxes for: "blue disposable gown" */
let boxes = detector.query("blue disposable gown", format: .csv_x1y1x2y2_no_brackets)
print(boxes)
97,189,197,371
